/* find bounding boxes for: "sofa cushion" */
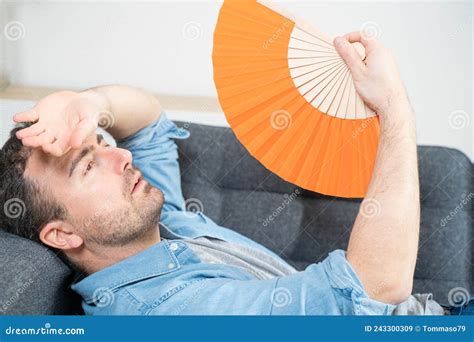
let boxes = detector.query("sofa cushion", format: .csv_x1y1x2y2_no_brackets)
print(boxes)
0,230,82,314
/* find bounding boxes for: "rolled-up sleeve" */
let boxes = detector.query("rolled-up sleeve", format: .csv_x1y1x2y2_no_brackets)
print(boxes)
148,250,396,315
116,113,190,211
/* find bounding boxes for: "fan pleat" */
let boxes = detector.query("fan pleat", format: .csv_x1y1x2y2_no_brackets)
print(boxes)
255,96,312,167
229,88,300,131
272,104,314,174
286,104,322,181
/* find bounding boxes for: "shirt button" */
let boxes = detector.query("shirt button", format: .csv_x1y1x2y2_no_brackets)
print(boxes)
168,263,175,269
170,243,178,252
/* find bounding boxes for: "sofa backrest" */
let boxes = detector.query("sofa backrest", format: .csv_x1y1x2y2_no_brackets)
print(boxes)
175,121,473,306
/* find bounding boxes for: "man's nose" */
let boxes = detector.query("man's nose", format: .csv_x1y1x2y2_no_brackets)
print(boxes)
101,147,133,174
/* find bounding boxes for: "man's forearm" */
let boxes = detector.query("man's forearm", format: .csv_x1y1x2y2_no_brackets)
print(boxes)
347,98,419,305
84,85,162,140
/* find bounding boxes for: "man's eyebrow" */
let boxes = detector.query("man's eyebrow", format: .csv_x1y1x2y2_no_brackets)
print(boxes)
68,134,104,178
69,145,95,178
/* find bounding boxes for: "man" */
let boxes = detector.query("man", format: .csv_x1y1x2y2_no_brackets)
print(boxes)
0,33,455,315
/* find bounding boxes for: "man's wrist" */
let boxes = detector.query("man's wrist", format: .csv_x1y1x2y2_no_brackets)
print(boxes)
378,94,414,127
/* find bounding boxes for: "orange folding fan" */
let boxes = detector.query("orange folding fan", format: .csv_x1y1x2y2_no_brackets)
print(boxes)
212,0,380,198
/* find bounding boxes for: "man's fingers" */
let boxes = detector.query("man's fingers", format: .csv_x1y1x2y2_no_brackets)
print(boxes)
21,131,55,147
343,31,373,48
333,36,366,80
70,118,96,148
13,109,39,123
41,143,60,157
15,122,46,139
43,131,71,157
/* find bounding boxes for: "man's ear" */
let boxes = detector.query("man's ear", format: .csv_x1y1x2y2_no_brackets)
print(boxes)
39,220,84,250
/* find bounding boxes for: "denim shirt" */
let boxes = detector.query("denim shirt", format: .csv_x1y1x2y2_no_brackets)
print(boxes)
71,113,396,315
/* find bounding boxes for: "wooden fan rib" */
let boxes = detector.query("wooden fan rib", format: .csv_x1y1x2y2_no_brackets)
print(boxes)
318,66,351,115
289,58,341,71
291,60,344,84
288,37,338,54
292,26,334,48
298,62,346,100
325,68,351,117
290,59,343,79
333,68,352,118
288,56,340,68
294,25,334,47
288,47,338,56
308,65,347,110
287,49,339,59
289,36,336,52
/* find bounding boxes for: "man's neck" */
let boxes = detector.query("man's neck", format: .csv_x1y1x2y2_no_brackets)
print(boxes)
74,225,162,275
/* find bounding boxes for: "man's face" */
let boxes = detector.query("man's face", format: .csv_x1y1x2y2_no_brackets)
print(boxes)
24,132,164,247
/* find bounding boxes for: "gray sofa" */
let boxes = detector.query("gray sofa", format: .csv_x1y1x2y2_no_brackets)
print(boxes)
0,120,472,314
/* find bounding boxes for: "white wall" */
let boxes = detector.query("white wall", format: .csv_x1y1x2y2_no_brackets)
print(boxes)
1,0,472,159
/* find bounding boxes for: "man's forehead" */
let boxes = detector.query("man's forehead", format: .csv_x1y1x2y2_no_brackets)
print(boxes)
25,132,100,178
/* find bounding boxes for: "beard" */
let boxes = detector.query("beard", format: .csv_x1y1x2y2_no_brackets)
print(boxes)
78,183,164,247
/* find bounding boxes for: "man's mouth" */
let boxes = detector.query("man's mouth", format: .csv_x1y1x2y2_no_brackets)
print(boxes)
131,173,146,194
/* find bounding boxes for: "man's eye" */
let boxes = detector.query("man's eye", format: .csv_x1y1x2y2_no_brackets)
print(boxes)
85,160,95,174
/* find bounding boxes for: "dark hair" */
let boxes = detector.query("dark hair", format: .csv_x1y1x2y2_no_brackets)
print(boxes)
0,123,70,245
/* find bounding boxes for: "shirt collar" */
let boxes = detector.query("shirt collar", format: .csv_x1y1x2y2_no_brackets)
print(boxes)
71,238,181,304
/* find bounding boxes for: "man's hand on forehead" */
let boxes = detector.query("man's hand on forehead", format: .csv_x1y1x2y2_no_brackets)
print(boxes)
13,90,108,157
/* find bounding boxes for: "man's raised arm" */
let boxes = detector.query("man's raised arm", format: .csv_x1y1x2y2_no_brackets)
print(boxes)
334,33,419,305
13,85,162,155
83,85,162,140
